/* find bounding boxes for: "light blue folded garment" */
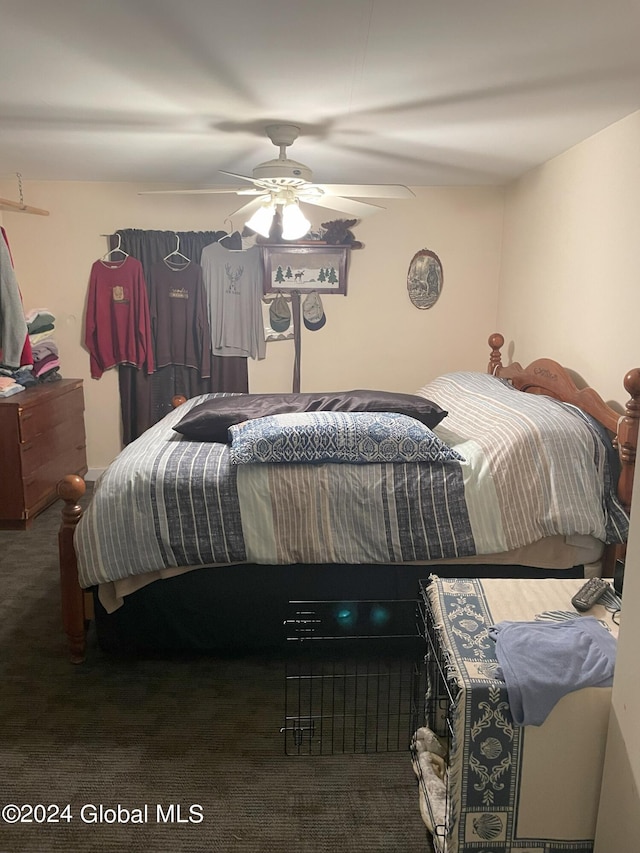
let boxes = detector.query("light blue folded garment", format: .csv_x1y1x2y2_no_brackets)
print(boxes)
488,616,617,726
0,383,26,398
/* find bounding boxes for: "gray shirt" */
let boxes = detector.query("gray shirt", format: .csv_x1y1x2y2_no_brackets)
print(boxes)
200,241,266,360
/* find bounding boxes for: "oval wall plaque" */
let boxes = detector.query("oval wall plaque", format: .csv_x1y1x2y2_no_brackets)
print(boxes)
407,248,443,309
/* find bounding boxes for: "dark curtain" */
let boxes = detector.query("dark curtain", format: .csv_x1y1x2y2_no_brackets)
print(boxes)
111,228,249,444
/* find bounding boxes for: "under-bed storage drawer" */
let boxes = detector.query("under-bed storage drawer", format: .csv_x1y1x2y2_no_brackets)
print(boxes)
0,379,87,529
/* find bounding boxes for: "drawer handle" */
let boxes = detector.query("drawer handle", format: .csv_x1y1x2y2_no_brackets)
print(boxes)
24,476,36,487
20,411,33,421
21,443,34,452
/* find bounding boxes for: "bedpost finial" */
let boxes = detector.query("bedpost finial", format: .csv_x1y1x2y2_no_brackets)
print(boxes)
488,333,504,374
623,368,640,407
57,474,86,504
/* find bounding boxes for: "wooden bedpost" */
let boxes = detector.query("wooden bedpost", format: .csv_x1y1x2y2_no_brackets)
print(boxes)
488,333,504,374
597,368,640,578
57,474,87,663
616,367,640,515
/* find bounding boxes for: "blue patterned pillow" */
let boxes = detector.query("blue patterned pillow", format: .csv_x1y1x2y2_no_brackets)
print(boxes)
228,411,464,465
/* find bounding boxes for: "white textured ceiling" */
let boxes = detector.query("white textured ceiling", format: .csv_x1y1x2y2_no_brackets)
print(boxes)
1,0,639,188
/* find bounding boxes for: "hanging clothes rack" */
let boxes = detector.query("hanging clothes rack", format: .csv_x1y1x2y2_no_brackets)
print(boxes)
0,173,49,216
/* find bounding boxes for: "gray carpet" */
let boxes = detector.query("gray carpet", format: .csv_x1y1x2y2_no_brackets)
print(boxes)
0,496,432,853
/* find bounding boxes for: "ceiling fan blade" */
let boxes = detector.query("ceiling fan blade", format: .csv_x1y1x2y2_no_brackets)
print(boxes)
300,194,385,218
227,195,270,220
219,169,258,184
138,187,245,195
315,184,415,199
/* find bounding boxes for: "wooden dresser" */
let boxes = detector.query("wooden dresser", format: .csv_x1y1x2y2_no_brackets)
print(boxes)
0,379,87,529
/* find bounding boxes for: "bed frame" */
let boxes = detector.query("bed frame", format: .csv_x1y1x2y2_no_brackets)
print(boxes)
57,334,640,662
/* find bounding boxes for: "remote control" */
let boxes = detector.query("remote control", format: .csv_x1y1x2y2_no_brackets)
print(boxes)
571,577,610,612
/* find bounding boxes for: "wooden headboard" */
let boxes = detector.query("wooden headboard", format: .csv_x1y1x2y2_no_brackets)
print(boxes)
488,332,640,522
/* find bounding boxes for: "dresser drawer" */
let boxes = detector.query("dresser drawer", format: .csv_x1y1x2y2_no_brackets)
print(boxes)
18,385,85,444
23,443,87,513
19,419,87,480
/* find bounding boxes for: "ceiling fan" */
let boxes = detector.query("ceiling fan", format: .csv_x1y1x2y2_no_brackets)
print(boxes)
140,124,415,239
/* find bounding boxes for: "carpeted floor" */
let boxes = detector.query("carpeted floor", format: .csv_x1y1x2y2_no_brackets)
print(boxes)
0,496,433,853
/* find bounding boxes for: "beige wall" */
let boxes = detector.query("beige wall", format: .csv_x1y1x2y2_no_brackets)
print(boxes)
0,181,503,469
496,110,640,851
498,110,640,407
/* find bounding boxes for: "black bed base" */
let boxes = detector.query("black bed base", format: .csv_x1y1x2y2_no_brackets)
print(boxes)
93,562,584,656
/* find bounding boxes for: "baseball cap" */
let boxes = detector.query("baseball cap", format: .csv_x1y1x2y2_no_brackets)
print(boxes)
269,293,291,332
302,291,326,331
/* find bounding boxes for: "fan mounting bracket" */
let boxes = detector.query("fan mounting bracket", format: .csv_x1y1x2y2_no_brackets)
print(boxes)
265,124,301,148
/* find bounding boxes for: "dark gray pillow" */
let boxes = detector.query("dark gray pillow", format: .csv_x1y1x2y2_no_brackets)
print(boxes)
173,390,448,443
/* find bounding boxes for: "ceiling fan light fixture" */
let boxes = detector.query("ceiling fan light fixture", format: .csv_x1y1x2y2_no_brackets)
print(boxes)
245,201,276,238
281,201,311,241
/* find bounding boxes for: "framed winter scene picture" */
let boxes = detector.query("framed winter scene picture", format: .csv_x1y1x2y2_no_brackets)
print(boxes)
261,245,349,295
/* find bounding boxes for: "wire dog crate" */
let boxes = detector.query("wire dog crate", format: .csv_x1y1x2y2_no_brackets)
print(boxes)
281,598,426,756
410,581,460,850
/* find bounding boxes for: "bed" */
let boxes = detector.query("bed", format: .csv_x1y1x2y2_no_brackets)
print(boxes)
57,334,640,662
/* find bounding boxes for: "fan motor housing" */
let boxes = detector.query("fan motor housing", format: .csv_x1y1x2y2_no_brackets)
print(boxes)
252,157,313,183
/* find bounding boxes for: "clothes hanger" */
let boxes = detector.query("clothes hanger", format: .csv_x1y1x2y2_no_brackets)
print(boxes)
101,233,129,264
163,233,191,269
218,219,244,251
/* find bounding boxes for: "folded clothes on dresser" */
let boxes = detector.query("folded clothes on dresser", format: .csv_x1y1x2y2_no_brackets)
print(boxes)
0,382,25,397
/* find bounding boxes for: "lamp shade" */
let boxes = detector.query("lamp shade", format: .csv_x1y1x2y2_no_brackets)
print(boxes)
281,202,311,240
245,203,276,238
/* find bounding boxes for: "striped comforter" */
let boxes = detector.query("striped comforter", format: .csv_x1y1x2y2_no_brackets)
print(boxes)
74,373,628,588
